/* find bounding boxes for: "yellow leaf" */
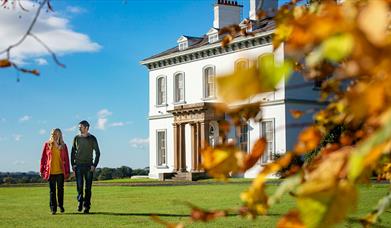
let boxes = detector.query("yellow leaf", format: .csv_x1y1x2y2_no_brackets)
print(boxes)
201,146,243,180
217,54,292,103
217,65,263,103
321,33,354,62
297,180,357,228
348,109,391,182
358,0,389,46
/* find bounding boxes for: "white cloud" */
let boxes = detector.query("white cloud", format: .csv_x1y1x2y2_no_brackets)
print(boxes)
19,115,31,123
96,109,112,130
96,118,108,130
129,137,149,148
39,129,46,135
66,6,86,14
35,58,48,65
109,122,125,127
0,3,101,65
13,134,23,141
109,121,133,127
97,109,112,118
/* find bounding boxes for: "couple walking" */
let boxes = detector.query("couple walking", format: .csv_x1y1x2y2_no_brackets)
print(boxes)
39,120,101,215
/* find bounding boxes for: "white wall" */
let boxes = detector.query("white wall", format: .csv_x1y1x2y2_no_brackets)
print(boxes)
244,103,286,178
148,117,174,179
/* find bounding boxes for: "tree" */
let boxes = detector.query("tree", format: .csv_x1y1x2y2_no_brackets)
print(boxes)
154,0,391,227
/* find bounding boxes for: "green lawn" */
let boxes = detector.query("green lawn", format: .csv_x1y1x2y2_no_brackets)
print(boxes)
0,183,389,227
96,178,158,183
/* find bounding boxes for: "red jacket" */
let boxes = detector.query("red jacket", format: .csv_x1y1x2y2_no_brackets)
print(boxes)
40,142,70,180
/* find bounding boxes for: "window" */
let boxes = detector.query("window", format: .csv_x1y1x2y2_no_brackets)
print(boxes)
238,122,249,152
157,130,166,166
260,120,274,163
157,76,166,105
235,59,249,72
179,41,188,51
208,34,219,43
174,72,185,103
203,66,216,98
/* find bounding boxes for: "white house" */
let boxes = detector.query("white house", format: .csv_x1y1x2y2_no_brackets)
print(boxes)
140,0,323,180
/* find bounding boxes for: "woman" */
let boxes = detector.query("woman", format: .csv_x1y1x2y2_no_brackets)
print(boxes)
40,128,70,215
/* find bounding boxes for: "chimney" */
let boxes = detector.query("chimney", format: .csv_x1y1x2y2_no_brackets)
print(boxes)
249,0,278,20
213,0,243,29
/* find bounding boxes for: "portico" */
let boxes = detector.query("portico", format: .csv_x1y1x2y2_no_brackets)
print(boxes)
168,102,224,178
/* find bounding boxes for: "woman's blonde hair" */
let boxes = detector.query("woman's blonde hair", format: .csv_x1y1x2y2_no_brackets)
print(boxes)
48,128,65,149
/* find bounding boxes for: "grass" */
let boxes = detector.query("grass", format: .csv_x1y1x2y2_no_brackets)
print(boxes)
96,178,158,183
0,182,389,227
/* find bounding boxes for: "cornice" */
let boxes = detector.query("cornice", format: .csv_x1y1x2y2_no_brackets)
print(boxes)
140,31,274,71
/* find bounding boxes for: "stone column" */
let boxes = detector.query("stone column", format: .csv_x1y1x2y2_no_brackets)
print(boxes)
190,123,196,171
200,121,209,149
173,123,178,171
196,122,201,171
179,123,186,172
199,121,209,171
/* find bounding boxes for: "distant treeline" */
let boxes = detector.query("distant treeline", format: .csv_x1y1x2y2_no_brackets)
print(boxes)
0,166,149,184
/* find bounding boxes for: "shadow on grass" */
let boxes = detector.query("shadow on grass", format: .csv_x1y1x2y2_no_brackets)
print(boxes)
65,212,282,218
66,212,190,217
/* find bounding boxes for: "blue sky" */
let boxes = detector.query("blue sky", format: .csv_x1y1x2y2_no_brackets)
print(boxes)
0,0,288,172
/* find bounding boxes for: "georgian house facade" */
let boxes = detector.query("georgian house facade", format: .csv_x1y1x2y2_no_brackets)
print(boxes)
141,0,323,180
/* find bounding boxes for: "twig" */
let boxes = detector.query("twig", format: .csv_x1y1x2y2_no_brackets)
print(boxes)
0,0,48,57
0,0,65,74
29,33,65,67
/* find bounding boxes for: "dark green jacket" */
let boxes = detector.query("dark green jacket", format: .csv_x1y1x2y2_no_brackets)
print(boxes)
71,134,100,167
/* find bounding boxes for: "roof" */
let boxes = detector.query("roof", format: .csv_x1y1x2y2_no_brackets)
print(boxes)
141,17,275,63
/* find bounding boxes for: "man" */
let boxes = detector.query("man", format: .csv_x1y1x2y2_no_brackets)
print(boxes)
71,120,100,214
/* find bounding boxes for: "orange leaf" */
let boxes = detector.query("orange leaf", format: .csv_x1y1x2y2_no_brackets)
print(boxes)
243,138,266,171
289,109,304,119
190,206,227,222
0,59,11,68
294,126,322,154
340,132,354,146
277,210,305,228
150,215,184,228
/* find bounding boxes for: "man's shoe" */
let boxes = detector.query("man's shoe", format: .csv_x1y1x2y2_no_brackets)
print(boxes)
51,211,56,215
60,207,65,213
83,208,90,214
77,204,82,212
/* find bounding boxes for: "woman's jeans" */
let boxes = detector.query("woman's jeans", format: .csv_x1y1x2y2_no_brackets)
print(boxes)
49,174,64,212
75,164,93,209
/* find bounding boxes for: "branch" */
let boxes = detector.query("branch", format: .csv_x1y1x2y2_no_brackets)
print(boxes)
29,33,65,68
0,0,65,76
0,0,48,57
